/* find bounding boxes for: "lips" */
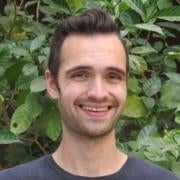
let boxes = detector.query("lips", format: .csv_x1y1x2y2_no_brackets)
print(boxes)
81,105,109,112
78,104,112,118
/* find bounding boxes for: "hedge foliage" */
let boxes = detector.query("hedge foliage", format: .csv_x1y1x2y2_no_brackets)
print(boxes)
0,0,180,175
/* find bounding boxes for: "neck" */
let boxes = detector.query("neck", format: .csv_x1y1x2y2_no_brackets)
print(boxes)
52,129,127,177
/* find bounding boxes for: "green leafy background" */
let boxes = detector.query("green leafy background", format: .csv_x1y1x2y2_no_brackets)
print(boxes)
0,0,179,175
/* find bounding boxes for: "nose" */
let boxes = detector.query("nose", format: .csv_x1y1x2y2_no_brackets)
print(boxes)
87,77,108,102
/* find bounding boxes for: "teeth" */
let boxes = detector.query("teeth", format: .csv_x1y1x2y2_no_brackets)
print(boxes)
81,106,108,112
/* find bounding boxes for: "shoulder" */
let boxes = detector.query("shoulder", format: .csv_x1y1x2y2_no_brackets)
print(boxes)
124,156,180,180
0,155,50,180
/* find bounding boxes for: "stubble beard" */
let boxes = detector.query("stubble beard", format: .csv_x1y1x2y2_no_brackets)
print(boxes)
57,86,125,139
59,103,122,139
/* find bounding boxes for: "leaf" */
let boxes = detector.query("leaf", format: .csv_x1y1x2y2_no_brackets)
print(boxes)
169,148,180,160
115,2,129,16
141,96,155,110
175,111,180,124
115,119,126,133
119,11,140,26
143,76,161,97
5,61,25,85
10,93,42,135
10,104,32,135
129,55,147,74
174,133,180,145
5,144,34,165
134,23,164,35
157,0,172,10
123,95,148,118
122,0,145,18
144,146,167,162
138,124,157,139
131,45,157,54
16,90,29,106
0,45,11,65
4,3,14,16
27,22,48,36
30,35,46,52
160,80,180,109
0,66,5,77
40,47,50,57
157,22,180,31
25,93,42,119
144,1,157,22
156,6,180,21
171,161,180,176
164,57,176,69
11,46,29,57
30,76,46,92
139,136,178,161
164,129,180,141
86,1,101,9
137,124,157,148
0,130,20,144
11,29,27,42
17,76,33,90
128,77,141,94
49,2,71,15
40,106,61,141
22,64,38,77
153,41,164,52
164,73,180,84
25,0,37,8
142,137,169,149
0,96,4,116
68,0,86,11
164,50,180,68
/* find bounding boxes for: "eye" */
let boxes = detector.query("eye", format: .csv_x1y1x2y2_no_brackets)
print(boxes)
107,72,122,83
71,71,90,81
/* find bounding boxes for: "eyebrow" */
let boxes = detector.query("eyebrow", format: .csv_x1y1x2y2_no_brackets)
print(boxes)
65,66,92,75
65,65,127,77
106,67,127,77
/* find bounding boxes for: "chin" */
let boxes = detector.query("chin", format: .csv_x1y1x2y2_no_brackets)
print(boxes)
78,125,115,139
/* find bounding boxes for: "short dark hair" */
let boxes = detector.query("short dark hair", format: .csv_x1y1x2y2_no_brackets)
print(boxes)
48,8,128,79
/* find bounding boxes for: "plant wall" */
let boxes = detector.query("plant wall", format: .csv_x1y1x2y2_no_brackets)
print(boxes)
0,0,180,175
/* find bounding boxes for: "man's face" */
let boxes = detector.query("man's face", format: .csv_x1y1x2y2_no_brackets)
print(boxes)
46,34,127,138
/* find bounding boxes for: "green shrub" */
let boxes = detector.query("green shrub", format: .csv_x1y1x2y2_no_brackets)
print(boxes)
0,0,179,175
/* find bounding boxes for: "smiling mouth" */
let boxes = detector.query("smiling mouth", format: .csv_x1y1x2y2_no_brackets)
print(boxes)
79,105,112,113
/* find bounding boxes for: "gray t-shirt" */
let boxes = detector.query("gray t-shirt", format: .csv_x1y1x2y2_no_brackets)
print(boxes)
0,155,179,180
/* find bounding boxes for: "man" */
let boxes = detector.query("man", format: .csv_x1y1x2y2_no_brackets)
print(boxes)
0,8,179,180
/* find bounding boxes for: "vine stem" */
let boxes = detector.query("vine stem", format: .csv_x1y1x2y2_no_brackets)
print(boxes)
34,139,48,154
21,137,48,154
36,0,41,22
19,0,24,9
1,106,9,126
146,31,151,44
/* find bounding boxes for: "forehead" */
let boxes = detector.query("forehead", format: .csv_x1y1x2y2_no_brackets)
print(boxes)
60,33,126,72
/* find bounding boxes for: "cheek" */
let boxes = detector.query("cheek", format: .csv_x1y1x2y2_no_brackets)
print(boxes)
112,84,127,102
60,82,86,101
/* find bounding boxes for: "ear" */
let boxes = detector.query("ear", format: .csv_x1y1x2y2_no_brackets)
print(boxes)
45,69,59,99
